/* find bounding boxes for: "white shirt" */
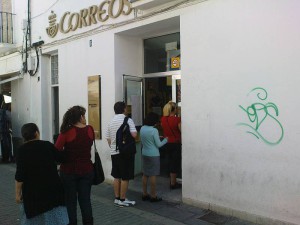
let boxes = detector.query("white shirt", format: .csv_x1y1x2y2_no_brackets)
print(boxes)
105,114,137,155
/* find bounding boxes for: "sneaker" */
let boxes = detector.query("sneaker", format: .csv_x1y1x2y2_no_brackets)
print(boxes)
114,199,119,205
123,198,136,206
116,200,129,207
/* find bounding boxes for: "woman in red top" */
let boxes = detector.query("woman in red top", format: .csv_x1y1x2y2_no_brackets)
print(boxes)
55,106,95,225
161,101,182,189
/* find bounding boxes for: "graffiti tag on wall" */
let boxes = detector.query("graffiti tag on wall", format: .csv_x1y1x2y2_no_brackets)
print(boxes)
237,87,284,145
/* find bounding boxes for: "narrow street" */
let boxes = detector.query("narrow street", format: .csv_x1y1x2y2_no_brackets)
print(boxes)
0,163,256,225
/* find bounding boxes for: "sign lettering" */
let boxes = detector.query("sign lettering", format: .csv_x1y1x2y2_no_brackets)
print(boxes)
46,0,132,38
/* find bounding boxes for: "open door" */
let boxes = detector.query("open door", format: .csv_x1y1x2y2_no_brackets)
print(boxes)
123,74,144,175
123,75,144,127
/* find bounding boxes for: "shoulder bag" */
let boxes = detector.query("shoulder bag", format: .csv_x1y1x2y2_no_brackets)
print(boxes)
93,139,105,185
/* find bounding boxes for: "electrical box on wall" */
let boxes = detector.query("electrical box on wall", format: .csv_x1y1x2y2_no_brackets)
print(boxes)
27,57,35,71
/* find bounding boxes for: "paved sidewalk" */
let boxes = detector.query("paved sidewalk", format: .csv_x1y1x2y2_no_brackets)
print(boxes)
0,163,257,225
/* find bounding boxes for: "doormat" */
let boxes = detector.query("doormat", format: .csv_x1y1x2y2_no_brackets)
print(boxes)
198,211,231,224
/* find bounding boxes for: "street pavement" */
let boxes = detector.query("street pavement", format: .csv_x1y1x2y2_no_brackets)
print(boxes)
0,163,257,225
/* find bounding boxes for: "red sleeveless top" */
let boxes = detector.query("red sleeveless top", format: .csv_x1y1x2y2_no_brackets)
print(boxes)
55,126,94,175
161,116,181,143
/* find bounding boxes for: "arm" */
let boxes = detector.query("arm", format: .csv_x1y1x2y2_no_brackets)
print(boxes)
153,129,168,148
15,181,23,203
131,132,137,139
107,138,111,148
178,122,181,132
128,118,137,138
52,144,67,163
15,147,24,203
54,133,66,151
105,123,112,147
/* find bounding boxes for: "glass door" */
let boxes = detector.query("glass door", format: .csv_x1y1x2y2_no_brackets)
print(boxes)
123,75,143,127
123,75,144,176
171,75,181,116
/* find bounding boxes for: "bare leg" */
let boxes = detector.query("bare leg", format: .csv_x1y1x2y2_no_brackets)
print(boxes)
113,178,121,198
142,175,148,196
120,180,129,199
150,176,157,198
170,173,177,186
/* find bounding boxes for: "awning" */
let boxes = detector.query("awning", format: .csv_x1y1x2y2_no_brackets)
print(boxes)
0,72,23,85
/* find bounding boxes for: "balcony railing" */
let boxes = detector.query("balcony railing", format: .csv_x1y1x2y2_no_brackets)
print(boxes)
0,12,15,44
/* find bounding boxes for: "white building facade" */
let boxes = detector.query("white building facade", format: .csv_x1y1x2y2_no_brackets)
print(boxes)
0,0,299,224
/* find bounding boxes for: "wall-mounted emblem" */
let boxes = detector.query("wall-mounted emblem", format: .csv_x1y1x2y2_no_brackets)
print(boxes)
46,11,59,38
171,57,180,69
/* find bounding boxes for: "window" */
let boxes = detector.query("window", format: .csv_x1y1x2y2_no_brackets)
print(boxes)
144,33,180,74
51,55,58,85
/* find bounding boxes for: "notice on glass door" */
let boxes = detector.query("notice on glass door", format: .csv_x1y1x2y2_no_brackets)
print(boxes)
131,95,142,126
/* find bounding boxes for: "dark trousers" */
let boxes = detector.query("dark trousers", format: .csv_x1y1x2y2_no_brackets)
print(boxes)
1,133,12,162
60,171,94,225
165,143,182,175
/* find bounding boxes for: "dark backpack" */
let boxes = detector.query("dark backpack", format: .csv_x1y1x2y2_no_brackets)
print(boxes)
116,117,136,155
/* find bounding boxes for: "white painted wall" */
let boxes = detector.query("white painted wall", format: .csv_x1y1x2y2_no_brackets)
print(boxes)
11,71,41,137
181,0,300,223
114,34,143,100
52,31,116,175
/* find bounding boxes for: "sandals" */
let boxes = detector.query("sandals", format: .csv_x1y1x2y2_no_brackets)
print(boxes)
142,194,162,202
142,194,151,201
150,196,162,202
170,182,182,190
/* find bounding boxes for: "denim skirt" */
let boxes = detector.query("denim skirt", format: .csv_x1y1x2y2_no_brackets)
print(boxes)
20,204,69,225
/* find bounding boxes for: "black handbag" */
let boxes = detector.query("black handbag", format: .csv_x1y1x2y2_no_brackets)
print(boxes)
93,139,105,185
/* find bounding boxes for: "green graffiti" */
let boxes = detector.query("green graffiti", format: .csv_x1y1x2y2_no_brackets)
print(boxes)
237,87,284,145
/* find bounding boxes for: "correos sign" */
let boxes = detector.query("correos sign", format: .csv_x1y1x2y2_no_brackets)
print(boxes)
46,0,132,38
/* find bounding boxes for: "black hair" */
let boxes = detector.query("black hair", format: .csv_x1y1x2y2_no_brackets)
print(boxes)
21,123,39,142
144,112,160,126
114,101,126,114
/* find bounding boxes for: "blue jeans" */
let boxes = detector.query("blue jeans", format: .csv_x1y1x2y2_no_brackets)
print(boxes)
60,171,94,225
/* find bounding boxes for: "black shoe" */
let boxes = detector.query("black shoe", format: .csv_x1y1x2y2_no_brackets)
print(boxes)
170,183,182,190
142,194,151,201
150,196,162,202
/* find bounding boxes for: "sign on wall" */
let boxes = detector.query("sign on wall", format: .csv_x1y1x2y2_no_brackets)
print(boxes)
46,0,132,38
88,75,102,139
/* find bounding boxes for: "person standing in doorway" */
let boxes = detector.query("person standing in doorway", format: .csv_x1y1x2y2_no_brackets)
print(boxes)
55,106,95,225
105,101,137,207
161,101,182,189
0,95,12,163
140,112,168,202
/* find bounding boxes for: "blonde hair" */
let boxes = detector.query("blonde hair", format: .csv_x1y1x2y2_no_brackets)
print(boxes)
163,101,176,116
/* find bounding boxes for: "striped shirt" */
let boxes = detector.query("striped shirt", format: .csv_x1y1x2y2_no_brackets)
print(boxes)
105,114,137,155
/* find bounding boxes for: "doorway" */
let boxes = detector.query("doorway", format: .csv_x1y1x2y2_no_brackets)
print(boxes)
124,74,182,201
124,74,181,176
144,76,181,178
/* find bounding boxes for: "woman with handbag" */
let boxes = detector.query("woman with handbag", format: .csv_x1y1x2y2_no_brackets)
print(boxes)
55,106,95,225
161,101,182,190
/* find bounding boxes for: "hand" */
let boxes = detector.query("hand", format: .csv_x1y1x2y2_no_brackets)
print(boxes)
16,195,23,204
165,137,168,142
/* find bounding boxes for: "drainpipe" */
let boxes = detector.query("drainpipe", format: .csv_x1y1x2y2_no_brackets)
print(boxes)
24,0,31,73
